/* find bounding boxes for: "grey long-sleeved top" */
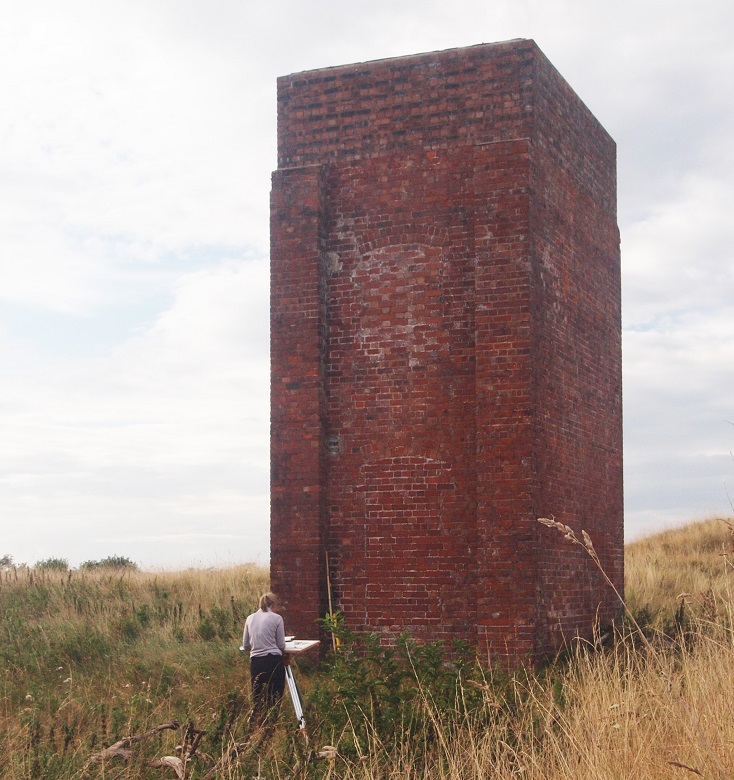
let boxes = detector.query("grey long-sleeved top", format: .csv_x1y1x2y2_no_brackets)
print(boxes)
242,608,286,658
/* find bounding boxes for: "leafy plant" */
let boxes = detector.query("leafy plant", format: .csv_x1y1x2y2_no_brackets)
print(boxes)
307,617,486,760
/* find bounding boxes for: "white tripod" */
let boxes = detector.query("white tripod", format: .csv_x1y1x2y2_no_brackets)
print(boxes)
283,638,319,738
285,663,307,734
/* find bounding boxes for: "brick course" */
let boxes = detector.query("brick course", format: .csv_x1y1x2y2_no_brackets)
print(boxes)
270,40,622,663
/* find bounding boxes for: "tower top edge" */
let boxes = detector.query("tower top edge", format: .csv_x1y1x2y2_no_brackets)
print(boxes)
278,39,536,82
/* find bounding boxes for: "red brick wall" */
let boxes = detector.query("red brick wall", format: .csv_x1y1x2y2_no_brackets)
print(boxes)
270,40,622,662
527,54,623,650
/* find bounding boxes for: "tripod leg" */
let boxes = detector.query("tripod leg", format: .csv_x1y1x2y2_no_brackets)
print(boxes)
285,665,307,733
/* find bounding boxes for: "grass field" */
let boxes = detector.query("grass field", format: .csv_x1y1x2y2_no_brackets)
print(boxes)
1,517,733,778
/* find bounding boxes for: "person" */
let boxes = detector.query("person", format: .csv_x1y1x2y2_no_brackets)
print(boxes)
242,592,287,724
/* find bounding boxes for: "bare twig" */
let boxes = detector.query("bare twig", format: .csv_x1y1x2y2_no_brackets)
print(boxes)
185,726,207,758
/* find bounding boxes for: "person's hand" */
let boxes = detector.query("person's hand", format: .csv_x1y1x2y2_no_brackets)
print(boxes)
282,653,291,666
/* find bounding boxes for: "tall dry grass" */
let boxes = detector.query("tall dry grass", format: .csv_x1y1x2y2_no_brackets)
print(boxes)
625,517,734,627
298,623,734,779
315,518,734,780
2,518,734,778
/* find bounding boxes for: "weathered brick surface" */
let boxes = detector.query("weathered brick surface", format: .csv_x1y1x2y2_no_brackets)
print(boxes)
270,40,622,663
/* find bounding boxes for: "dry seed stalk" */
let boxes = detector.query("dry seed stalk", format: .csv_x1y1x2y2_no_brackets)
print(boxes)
720,518,734,556
537,517,624,616
537,517,601,569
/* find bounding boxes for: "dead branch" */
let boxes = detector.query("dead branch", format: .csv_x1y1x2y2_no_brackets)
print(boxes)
88,721,180,763
146,755,186,779
180,724,207,759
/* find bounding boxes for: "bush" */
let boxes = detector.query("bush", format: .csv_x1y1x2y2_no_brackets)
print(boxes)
34,558,69,571
307,618,486,758
80,555,138,571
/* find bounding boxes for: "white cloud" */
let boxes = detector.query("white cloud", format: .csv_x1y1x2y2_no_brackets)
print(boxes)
0,258,270,567
0,1,274,316
623,176,734,326
1,0,733,566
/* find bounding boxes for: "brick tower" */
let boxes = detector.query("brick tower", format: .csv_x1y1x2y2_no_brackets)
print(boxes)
270,40,622,663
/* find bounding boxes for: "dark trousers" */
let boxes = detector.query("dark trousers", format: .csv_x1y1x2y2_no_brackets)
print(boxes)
250,653,285,723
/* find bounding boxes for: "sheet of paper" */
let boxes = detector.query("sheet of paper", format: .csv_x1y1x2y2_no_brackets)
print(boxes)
284,639,320,654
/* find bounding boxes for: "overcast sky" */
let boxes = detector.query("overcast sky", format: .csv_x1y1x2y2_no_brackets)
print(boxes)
1,0,733,569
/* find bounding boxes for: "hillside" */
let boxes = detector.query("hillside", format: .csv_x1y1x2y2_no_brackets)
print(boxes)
625,516,734,626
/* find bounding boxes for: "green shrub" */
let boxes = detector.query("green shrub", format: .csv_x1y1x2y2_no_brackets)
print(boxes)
209,606,234,640
117,614,142,642
307,618,486,759
134,603,151,628
34,557,69,571
80,555,138,571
